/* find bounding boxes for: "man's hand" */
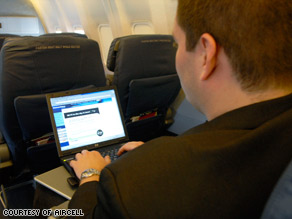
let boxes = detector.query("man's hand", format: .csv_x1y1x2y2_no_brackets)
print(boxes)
70,141,144,185
117,141,144,156
70,150,111,185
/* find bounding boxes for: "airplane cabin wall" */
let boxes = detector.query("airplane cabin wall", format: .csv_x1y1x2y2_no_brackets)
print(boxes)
30,0,177,65
0,0,44,35
0,0,36,16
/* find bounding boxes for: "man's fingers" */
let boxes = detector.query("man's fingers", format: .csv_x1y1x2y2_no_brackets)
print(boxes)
81,150,88,154
69,160,75,167
117,141,144,156
117,147,126,156
75,152,82,160
105,155,111,164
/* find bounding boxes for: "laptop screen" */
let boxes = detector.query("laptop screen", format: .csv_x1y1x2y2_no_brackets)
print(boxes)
47,86,127,155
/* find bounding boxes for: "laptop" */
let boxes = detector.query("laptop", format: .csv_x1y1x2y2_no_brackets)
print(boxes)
46,86,129,178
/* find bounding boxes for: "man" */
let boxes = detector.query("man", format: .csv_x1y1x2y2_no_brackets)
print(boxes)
69,0,292,218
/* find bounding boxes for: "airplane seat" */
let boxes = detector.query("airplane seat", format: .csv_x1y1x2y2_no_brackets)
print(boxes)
0,35,106,176
261,158,292,219
0,34,19,50
40,32,88,38
107,35,181,142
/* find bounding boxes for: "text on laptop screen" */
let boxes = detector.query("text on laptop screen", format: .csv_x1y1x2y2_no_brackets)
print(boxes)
50,89,126,152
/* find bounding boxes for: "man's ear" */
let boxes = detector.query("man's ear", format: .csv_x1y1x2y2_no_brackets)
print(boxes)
199,33,217,81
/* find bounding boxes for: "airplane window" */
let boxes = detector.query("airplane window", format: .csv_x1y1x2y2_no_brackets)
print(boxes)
0,17,42,36
99,24,114,65
55,27,62,33
132,22,154,34
73,25,85,34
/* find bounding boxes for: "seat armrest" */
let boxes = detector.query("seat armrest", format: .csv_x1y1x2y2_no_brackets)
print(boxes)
0,143,13,169
0,131,4,144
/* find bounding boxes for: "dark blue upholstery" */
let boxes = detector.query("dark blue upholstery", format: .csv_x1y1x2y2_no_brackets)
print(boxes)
14,85,95,142
126,74,180,118
0,34,19,50
14,94,51,142
261,159,292,219
0,35,106,174
107,35,181,141
40,32,88,38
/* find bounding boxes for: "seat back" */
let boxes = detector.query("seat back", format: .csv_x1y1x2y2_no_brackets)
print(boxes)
0,35,106,173
261,159,292,219
40,32,88,39
107,35,180,141
0,34,19,50
126,74,180,119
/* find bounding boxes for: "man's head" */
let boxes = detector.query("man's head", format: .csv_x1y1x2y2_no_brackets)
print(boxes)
176,0,292,92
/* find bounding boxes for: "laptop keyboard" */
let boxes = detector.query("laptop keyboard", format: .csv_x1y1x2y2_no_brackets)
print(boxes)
98,144,121,161
63,143,123,182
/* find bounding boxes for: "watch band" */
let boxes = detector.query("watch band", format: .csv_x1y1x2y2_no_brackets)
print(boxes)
80,168,101,180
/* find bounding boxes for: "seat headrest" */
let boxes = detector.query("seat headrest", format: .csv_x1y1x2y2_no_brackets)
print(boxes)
0,34,19,50
106,34,177,74
40,32,88,39
1,35,106,93
106,35,178,114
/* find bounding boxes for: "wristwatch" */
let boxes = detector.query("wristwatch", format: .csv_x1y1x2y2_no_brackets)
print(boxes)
80,168,101,180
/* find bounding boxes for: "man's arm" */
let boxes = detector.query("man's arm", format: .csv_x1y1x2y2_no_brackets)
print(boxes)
68,181,99,218
67,141,144,217
70,150,110,185
70,141,144,185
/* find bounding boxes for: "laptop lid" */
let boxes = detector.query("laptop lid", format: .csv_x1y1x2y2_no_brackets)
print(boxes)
46,86,128,158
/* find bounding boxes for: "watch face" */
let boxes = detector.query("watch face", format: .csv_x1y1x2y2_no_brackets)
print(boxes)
83,172,92,177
